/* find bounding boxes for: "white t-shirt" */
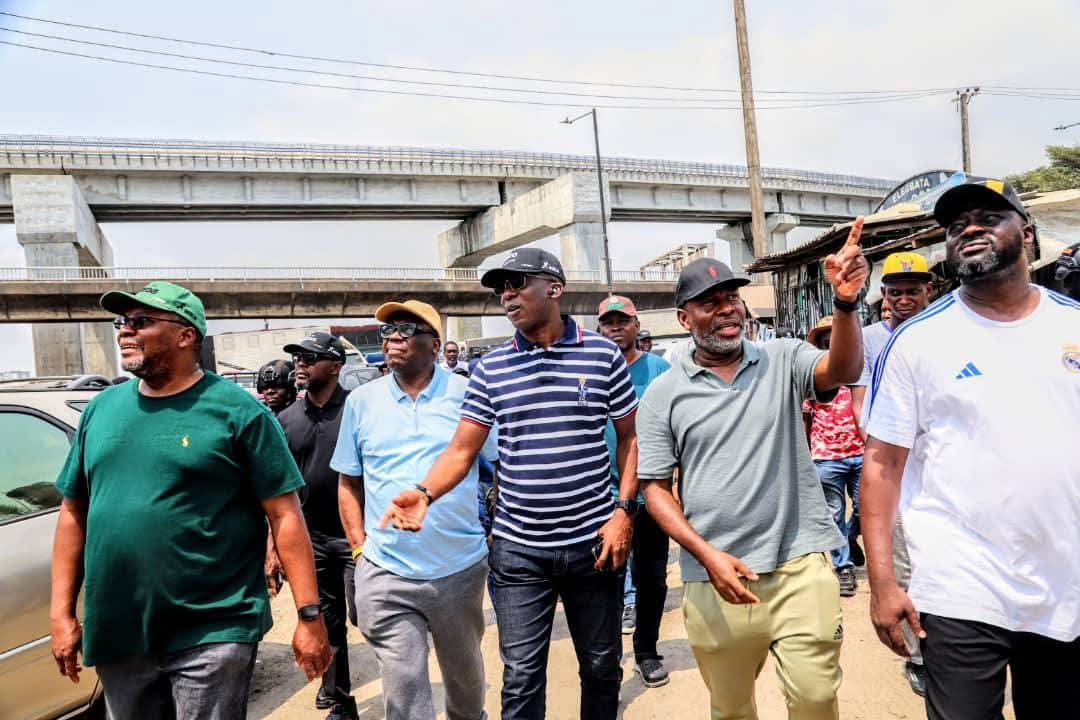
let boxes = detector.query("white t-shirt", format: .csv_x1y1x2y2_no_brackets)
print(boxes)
856,320,893,388
866,286,1080,642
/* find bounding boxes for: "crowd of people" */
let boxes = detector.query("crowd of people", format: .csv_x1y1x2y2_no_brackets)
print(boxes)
47,176,1078,720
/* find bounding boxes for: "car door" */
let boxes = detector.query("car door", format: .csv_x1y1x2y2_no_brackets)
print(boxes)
0,406,98,720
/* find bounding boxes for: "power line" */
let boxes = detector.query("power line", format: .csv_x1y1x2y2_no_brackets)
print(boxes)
0,26,748,103
0,10,958,98
0,39,952,111
0,25,955,106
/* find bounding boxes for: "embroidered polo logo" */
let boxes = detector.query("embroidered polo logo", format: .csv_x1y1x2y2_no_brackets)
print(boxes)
1063,344,1080,374
181,435,190,448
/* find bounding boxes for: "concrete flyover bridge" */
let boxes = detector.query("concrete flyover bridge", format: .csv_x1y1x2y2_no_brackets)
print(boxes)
0,266,680,323
0,134,892,227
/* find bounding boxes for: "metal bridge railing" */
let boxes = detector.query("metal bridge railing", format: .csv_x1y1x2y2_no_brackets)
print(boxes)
0,267,681,283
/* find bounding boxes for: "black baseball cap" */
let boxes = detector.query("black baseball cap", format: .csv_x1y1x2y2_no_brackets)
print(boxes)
480,247,566,289
283,331,347,362
636,330,652,341
933,176,1028,228
675,258,751,307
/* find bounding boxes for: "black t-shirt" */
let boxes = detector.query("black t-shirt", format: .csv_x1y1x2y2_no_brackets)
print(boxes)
277,384,348,539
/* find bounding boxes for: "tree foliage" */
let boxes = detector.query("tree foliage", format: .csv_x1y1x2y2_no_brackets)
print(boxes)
1007,144,1080,193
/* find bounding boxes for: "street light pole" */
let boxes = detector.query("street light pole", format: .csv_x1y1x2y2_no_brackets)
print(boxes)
562,108,615,296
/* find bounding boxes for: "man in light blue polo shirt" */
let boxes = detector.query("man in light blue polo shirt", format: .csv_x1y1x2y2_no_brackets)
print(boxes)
333,299,496,720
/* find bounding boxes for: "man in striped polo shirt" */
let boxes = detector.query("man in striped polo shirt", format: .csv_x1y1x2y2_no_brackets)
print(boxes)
382,248,640,720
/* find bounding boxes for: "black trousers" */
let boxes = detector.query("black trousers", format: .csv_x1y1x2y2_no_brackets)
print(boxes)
311,533,357,708
630,508,670,662
921,613,1080,720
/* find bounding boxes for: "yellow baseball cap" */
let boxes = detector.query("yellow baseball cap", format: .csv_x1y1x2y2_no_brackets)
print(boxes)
881,252,933,283
375,300,444,342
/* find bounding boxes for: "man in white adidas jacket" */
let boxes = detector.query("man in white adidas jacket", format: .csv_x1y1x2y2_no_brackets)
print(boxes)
860,175,1080,720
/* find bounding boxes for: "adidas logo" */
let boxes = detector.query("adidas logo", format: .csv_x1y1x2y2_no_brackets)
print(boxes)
833,624,844,641
955,362,983,380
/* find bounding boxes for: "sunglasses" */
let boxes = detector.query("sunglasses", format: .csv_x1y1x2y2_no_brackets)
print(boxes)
491,272,533,297
378,322,435,339
113,315,191,331
291,351,337,365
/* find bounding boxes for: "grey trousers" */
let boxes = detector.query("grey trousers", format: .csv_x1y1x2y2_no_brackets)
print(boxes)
95,641,257,720
355,557,488,720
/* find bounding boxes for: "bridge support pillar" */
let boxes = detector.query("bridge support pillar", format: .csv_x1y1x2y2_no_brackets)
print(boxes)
12,175,118,377
720,213,801,272
446,317,484,350
560,221,606,328
438,173,609,345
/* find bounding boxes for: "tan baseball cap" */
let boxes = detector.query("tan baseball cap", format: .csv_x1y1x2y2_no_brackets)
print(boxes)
375,300,444,342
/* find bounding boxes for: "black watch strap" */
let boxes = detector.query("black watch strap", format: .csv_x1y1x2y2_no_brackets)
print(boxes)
415,484,435,505
297,603,322,622
615,498,639,515
833,296,859,313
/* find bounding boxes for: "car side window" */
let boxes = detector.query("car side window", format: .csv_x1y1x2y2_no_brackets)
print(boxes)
0,411,70,522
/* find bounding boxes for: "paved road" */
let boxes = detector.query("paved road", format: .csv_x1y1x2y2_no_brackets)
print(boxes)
248,560,1014,719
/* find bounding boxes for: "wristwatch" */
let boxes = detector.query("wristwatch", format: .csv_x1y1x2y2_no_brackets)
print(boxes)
297,604,322,622
833,296,859,313
415,484,435,505
615,498,639,516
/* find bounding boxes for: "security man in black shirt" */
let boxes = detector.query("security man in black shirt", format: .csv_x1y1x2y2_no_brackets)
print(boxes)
277,331,358,720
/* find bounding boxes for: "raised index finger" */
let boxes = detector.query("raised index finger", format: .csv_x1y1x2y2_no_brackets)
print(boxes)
846,216,865,247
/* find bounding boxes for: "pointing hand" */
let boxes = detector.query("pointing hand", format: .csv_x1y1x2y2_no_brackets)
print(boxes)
824,216,869,302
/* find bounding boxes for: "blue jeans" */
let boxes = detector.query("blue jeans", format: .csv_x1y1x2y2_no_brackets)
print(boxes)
489,537,623,720
623,555,636,606
814,456,862,570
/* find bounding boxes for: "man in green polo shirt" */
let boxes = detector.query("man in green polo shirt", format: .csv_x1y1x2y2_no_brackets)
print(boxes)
636,221,867,720
50,281,330,719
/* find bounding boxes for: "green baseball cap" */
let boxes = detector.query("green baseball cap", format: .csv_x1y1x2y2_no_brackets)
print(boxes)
100,281,207,337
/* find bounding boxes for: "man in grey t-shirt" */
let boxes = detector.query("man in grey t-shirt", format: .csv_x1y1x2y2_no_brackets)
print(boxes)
637,224,867,720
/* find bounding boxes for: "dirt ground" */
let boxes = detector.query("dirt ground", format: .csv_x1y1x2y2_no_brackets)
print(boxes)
248,560,1015,720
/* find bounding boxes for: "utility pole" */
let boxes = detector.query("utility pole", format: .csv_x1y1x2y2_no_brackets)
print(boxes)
956,87,980,174
733,0,767,263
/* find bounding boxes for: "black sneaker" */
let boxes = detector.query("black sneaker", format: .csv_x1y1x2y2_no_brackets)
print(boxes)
837,566,857,597
621,604,636,635
315,689,334,710
849,537,865,567
635,656,670,688
326,696,359,720
904,660,927,697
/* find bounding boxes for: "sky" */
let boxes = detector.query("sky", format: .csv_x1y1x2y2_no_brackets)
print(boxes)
2,0,1079,372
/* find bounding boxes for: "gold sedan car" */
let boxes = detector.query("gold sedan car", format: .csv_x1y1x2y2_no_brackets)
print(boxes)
0,376,109,719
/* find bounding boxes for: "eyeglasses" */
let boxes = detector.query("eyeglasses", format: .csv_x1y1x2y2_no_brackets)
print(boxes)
491,272,532,297
378,322,434,339
291,351,336,365
113,315,191,331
